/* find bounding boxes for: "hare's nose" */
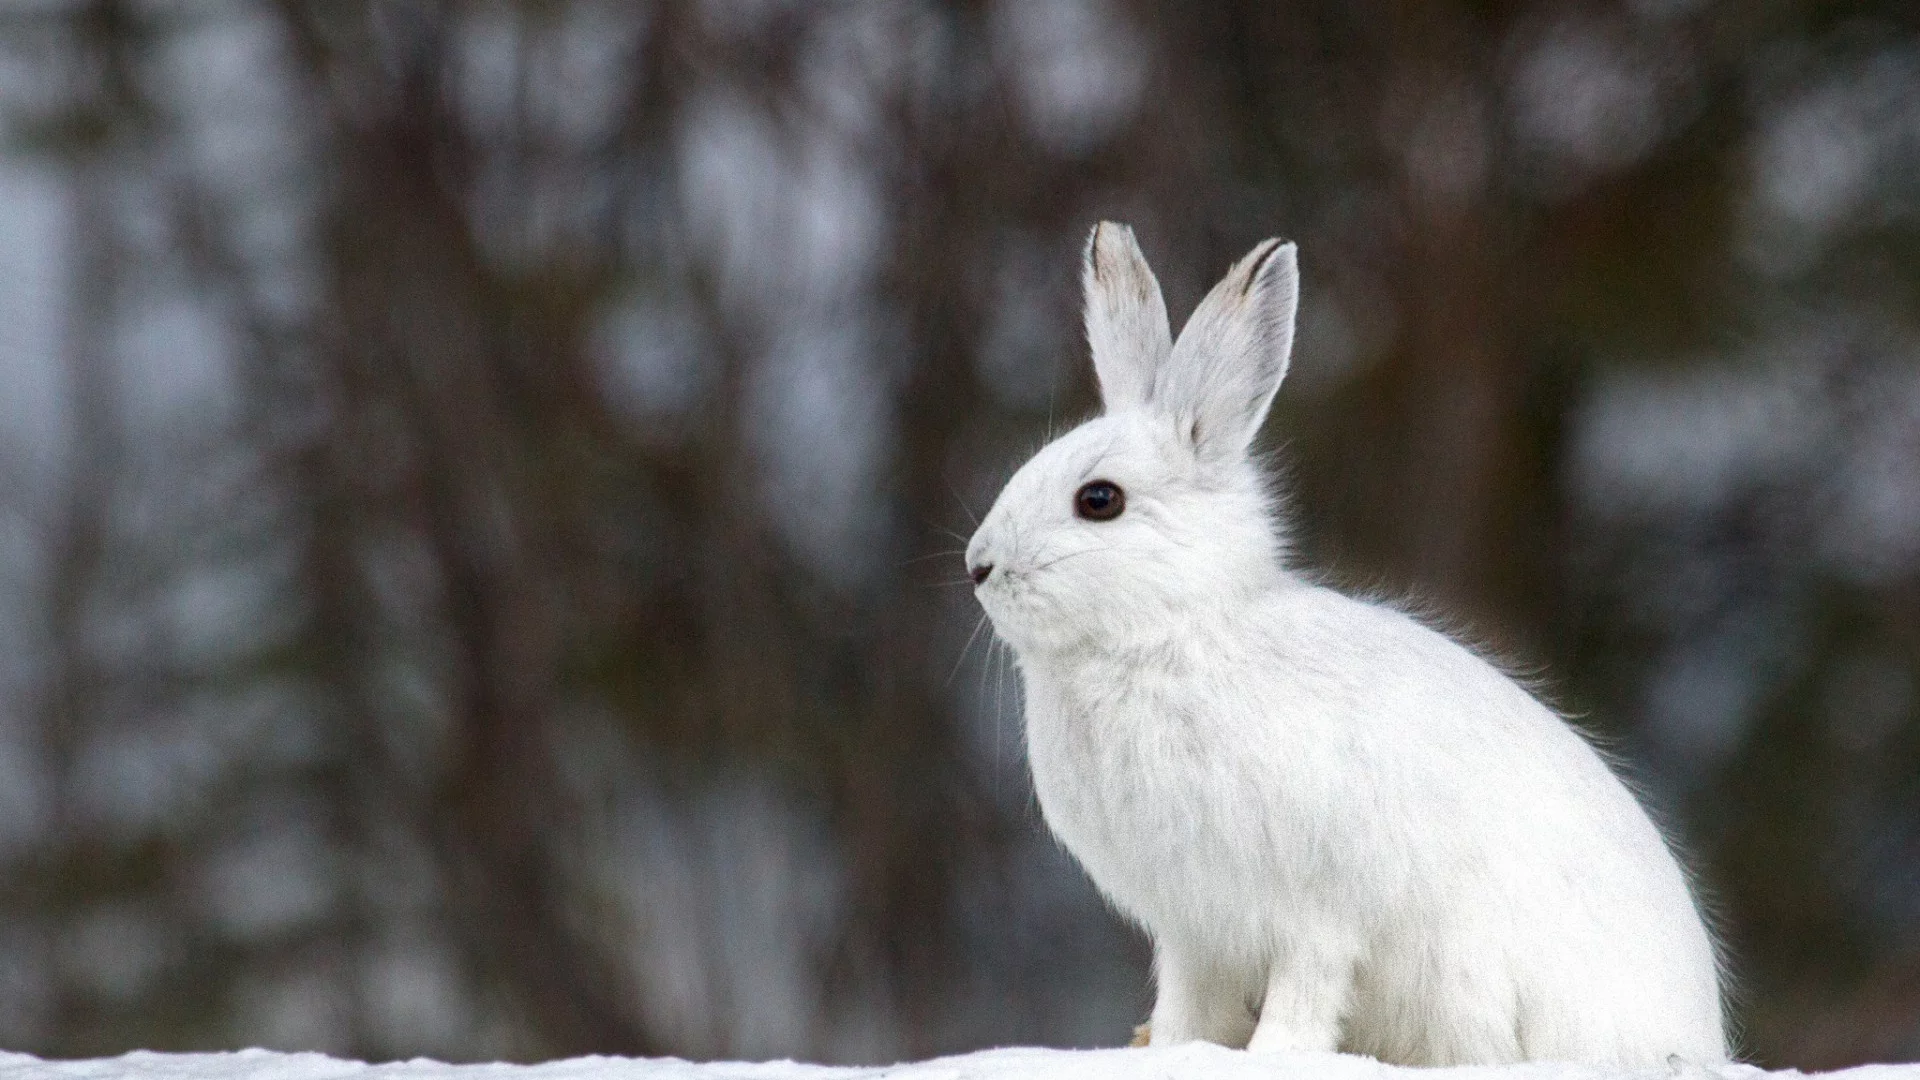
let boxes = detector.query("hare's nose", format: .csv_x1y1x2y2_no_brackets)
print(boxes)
968,562,994,585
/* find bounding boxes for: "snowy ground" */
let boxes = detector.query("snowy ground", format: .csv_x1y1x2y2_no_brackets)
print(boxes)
0,1048,1916,1080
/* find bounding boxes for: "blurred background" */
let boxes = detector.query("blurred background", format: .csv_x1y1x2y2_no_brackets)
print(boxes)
0,0,1917,1068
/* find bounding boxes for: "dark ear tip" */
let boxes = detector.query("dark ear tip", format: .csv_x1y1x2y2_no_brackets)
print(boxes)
1239,238,1298,297
1085,222,1108,277
1086,221,1142,281
1251,237,1293,274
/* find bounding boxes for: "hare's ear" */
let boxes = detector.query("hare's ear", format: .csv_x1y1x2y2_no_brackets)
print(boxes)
1161,238,1298,462
1083,222,1171,413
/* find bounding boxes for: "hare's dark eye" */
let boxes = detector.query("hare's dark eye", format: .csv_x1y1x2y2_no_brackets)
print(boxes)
1074,480,1125,521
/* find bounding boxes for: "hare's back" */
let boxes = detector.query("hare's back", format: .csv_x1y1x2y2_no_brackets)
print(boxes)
1278,587,1724,1063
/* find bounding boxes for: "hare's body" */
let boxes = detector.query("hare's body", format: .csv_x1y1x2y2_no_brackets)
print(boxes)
1022,583,1722,1065
967,224,1726,1066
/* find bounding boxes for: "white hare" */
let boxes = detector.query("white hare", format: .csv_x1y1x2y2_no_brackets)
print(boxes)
964,223,1726,1066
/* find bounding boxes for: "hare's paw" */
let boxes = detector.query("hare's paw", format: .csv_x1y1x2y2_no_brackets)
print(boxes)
1150,946,1257,1048
1245,939,1355,1054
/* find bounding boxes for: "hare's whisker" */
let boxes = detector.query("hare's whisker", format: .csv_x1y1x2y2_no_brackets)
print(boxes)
945,478,981,529
901,549,967,567
947,612,989,687
926,521,972,545
1030,545,1108,573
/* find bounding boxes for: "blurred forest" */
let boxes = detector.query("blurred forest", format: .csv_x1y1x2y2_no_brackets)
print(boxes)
0,0,1917,1068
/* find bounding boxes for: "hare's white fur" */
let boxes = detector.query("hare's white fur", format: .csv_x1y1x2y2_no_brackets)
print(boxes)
966,224,1726,1066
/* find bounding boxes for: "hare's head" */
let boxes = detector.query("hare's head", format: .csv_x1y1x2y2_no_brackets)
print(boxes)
966,223,1300,656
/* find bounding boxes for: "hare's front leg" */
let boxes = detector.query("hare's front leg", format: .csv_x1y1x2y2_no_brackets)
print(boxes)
1148,942,1258,1047
1245,938,1354,1053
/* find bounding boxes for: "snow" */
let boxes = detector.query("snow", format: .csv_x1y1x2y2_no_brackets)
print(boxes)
0,1048,1915,1080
